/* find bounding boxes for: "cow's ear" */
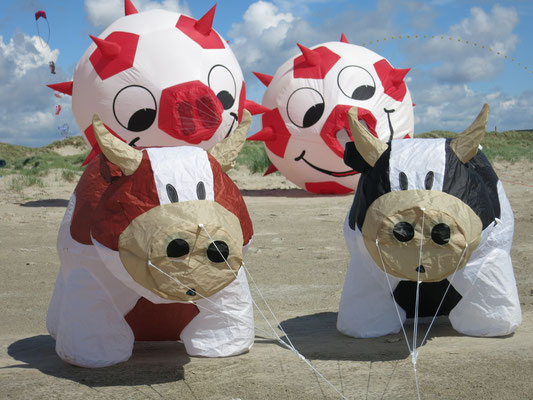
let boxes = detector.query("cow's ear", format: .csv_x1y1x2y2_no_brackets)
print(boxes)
209,109,251,172
347,107,388,167
450,103,489,164
92,113,142,176
344,141,371,173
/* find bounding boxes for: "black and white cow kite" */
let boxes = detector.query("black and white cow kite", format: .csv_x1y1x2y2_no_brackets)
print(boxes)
337,104,522,338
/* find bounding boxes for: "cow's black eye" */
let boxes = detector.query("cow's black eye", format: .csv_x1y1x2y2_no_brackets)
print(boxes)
196,181,206,200
113,85,157,132
287,87,325,128
166,184,179,203
399,172,408,190
425,171,434,190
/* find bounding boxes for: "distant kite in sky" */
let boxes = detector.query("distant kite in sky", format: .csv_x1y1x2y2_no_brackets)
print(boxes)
58,123,70,138
35,10,50,47
49,61,56,74
55,105,61,115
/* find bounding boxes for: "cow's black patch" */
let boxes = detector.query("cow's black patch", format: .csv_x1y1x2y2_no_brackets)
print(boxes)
393,280,462,318
348,148,391,231
443,141,500,229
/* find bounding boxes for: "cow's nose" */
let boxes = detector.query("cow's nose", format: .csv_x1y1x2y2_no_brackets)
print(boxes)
166,238,190,258
393,221,414,242
431,223,451,245
206,240,230,263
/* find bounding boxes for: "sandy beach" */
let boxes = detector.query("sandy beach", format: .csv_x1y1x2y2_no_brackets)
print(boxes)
0,159,532,400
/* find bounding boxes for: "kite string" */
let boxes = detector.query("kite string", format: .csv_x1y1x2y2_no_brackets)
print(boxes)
419,244,468,346
375,241,413,355
413,208,426,364
197,224,348,400
146,260,276,340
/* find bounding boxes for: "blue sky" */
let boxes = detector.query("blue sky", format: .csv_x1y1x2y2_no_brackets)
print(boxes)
0,0,532,146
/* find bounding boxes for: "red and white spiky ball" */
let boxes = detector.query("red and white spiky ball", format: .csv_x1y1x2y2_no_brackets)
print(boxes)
250,35,415,194
49,1,262,165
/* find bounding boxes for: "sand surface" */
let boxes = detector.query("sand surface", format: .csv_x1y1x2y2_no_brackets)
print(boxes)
0,161,532,400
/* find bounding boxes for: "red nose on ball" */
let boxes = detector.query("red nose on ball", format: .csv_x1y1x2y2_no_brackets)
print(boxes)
159,80,223,144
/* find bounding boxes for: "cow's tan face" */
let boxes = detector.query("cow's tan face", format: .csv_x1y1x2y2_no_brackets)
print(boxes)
362,190,482,282
118,201,243,301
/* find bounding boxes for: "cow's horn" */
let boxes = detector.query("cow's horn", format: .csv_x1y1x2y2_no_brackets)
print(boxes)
347,107,388,167
209,110,252,173
450,103,489,164
92,113,142,176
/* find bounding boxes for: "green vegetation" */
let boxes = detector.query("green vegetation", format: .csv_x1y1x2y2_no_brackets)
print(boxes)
0,130,530,192
418,129,533,162
235,141,272,173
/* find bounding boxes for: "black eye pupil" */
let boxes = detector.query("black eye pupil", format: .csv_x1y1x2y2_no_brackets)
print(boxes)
351,85,375,100
303,103,325,128
207,241,229,263
217,90,235,110
127,108,156,132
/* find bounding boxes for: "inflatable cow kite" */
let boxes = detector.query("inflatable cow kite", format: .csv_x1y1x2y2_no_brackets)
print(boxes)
338,104,522,338
46,111,255,368
250,35,414,194
48,0,261,165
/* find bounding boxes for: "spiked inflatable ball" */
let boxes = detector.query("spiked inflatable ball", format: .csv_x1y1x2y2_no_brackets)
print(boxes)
250,35,414,194
48,0,262,165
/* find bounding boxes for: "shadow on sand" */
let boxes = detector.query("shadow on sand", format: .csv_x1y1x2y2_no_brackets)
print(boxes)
5,335,191,386
275,312,463,362
20,199,69,207
240,188,352,199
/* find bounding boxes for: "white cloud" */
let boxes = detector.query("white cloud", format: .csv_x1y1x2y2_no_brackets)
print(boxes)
0,33,76,147
84,0,191,28
406,4,519,83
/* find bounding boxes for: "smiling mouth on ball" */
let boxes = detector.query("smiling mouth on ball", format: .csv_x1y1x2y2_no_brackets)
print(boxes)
294,150,359,177
224,112,238,139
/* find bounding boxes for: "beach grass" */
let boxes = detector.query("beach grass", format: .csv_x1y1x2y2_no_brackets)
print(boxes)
1,130,531,190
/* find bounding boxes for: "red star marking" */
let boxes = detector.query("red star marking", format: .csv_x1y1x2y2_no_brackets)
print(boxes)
176,15,225,49
89,31,139,81
374,59,410,102
293,46,341,79
82,123,125,166
248,108,291,158
305,181,353,194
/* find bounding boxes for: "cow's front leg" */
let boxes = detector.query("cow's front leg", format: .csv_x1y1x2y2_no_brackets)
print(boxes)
338,219,405,338
180,267,254,357
55,267,134,367
449,248,522,337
